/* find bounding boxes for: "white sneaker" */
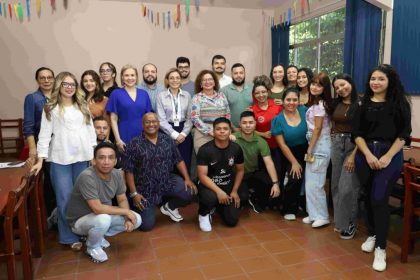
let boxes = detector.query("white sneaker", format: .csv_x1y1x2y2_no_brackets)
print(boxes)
373,247,386,272
284,214,296,221
160,202,183,222
302,216,313,224
199,214,212,232
101,238,110,249
361,236,376,253
312,219,330,228
86,247,108,263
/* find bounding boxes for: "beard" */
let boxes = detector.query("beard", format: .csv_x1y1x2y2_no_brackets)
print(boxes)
180,72,190,79
143,76,157,85
232,78,245,86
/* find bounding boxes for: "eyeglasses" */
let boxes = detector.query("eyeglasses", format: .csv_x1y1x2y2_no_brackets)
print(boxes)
100,69,112,73
39,76,54,81
178,66,190,70
169,76,181,81
144,120,159,125
202,78,214,83
61,82,76,89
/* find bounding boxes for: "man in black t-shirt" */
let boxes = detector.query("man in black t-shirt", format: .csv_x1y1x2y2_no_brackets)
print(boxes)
197,117,246,232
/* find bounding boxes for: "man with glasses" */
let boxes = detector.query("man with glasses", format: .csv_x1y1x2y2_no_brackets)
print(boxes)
23,67,56,219
138,63,165,111
176,56,195,97
123,113,197,231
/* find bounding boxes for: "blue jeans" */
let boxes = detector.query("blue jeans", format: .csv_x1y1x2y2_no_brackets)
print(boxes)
72,212,142,249
305,133,331,221
50,161,89,244
137,174,193,231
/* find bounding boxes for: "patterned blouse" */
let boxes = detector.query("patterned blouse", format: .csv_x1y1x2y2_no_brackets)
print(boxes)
191,91,231,135
122,132,183,205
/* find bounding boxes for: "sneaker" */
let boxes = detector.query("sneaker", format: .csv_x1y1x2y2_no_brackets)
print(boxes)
334,227,342,233
199,214,212,232
248,198,263,213
361,236,376,253
340,223,356,240
284,214,296,221
160,202,183,222
86,247,108,263
70,242,83,251
101,238,110,249
302,216,313,224
373,247,386,272
312,219,330,228
47,208,58,230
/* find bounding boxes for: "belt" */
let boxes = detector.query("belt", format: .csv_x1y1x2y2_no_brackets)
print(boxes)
333,133,351,137
367,140,392,145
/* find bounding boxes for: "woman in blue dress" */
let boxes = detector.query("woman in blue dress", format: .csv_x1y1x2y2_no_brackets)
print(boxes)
106,64,152,152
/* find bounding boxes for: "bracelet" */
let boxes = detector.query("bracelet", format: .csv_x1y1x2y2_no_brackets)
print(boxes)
129,191,138,198
272,181,279,185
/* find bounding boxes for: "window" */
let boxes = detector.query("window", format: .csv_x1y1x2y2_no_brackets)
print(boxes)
289,8,345,76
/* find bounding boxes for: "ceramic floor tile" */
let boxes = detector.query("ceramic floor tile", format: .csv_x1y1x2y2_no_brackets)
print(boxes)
35,261,79,278
158,253,199,273
161,267,205,280
273,249,317,266
118,260,160,280
237,255,279,273
75,268,119,280
155,243,193,259
262,239,301,254
285,261,331,279
248,268,292,279
320,254,366,272
253,229,289,243
229,244,268,260
200,260,244,279
190,239,226,253
193,249,233,266
220,234,258,248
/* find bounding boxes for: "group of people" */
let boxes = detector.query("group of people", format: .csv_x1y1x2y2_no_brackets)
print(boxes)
23,55,411,272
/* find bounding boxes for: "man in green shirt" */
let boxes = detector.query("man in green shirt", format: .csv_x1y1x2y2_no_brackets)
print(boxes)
221,63,253,129
233,111,280,213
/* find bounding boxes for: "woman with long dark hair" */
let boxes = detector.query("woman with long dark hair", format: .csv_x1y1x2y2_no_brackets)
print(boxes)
353,64,411,271
330,74,360,239
286,65,298,88
99,62,119,97
81,70,108,119
297,67,313,106
269,64,287,105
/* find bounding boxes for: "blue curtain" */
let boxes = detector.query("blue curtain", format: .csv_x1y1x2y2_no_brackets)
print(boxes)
271,25,290,67
343,0,381,92
391,0,420,95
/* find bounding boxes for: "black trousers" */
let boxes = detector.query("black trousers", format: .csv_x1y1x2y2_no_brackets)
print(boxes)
279,143,307,215
241,170,273,208
198,183,248,227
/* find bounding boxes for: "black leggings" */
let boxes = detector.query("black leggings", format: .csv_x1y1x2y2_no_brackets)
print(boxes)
355,141,403,249
198,184,248,227
279,143,307,215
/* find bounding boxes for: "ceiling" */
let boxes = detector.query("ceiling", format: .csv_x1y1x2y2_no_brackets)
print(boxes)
110,0,290,10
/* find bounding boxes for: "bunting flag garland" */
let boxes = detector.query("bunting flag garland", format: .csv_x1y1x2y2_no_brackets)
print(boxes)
26,0,30,19
185,0,190,19
3,3,6,18
287,8,291,25
195,0,200,11
162,11,165,29
36,0,41,15
167,11,170,29
176,2,180,24
151,9,153,24
13,3,18,18
0,3,2,16
18,3,23,21
51,0,56,10
8,3,11,18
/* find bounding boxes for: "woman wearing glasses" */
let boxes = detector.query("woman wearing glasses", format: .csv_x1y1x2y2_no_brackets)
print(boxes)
156,68,193,169
191,70,231,153
23,67,56,216
106,64,152,153
99,62,119,98
31,72,96,250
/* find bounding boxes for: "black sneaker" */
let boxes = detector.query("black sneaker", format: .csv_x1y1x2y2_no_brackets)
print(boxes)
340,222,356,240
248,198,263,213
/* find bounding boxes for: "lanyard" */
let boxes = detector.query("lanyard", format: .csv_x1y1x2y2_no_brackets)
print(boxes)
169,89,182,126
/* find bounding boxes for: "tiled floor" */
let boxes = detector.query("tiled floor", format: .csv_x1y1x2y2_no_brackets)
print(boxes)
12,204,420,279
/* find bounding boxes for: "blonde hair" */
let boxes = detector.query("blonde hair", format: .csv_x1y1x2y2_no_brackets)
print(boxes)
120,64,139,86
44,71,91,124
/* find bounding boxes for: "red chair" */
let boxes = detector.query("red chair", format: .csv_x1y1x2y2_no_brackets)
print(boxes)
0,176,33,279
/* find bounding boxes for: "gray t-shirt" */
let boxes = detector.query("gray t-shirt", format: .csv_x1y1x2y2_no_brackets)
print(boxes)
66,166,126,227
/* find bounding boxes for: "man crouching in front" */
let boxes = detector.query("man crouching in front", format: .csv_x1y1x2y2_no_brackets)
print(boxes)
66,141,141,263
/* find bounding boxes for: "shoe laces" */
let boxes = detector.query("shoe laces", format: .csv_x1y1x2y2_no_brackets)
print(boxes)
374,247,386,258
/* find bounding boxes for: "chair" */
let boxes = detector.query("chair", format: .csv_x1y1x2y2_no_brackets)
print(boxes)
27,172,46,258
401,163,420,262
0,118,24,157
0,176,33,279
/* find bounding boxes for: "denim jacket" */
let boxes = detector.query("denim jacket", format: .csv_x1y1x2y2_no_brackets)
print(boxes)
23,90,49,141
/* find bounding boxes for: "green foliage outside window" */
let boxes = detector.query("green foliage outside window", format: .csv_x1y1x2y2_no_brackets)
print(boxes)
289,8,345,77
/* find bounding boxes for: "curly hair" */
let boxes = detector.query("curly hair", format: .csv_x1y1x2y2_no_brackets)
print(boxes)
44,72,91,124
252,75,273,93
194,70,220,94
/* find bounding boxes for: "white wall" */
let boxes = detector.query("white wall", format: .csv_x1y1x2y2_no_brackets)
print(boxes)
0,0,273,118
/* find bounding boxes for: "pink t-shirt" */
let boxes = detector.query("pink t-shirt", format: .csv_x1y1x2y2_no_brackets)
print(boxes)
306,101,331,135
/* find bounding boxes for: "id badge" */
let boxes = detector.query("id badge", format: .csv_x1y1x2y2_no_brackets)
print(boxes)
174,118,180,127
